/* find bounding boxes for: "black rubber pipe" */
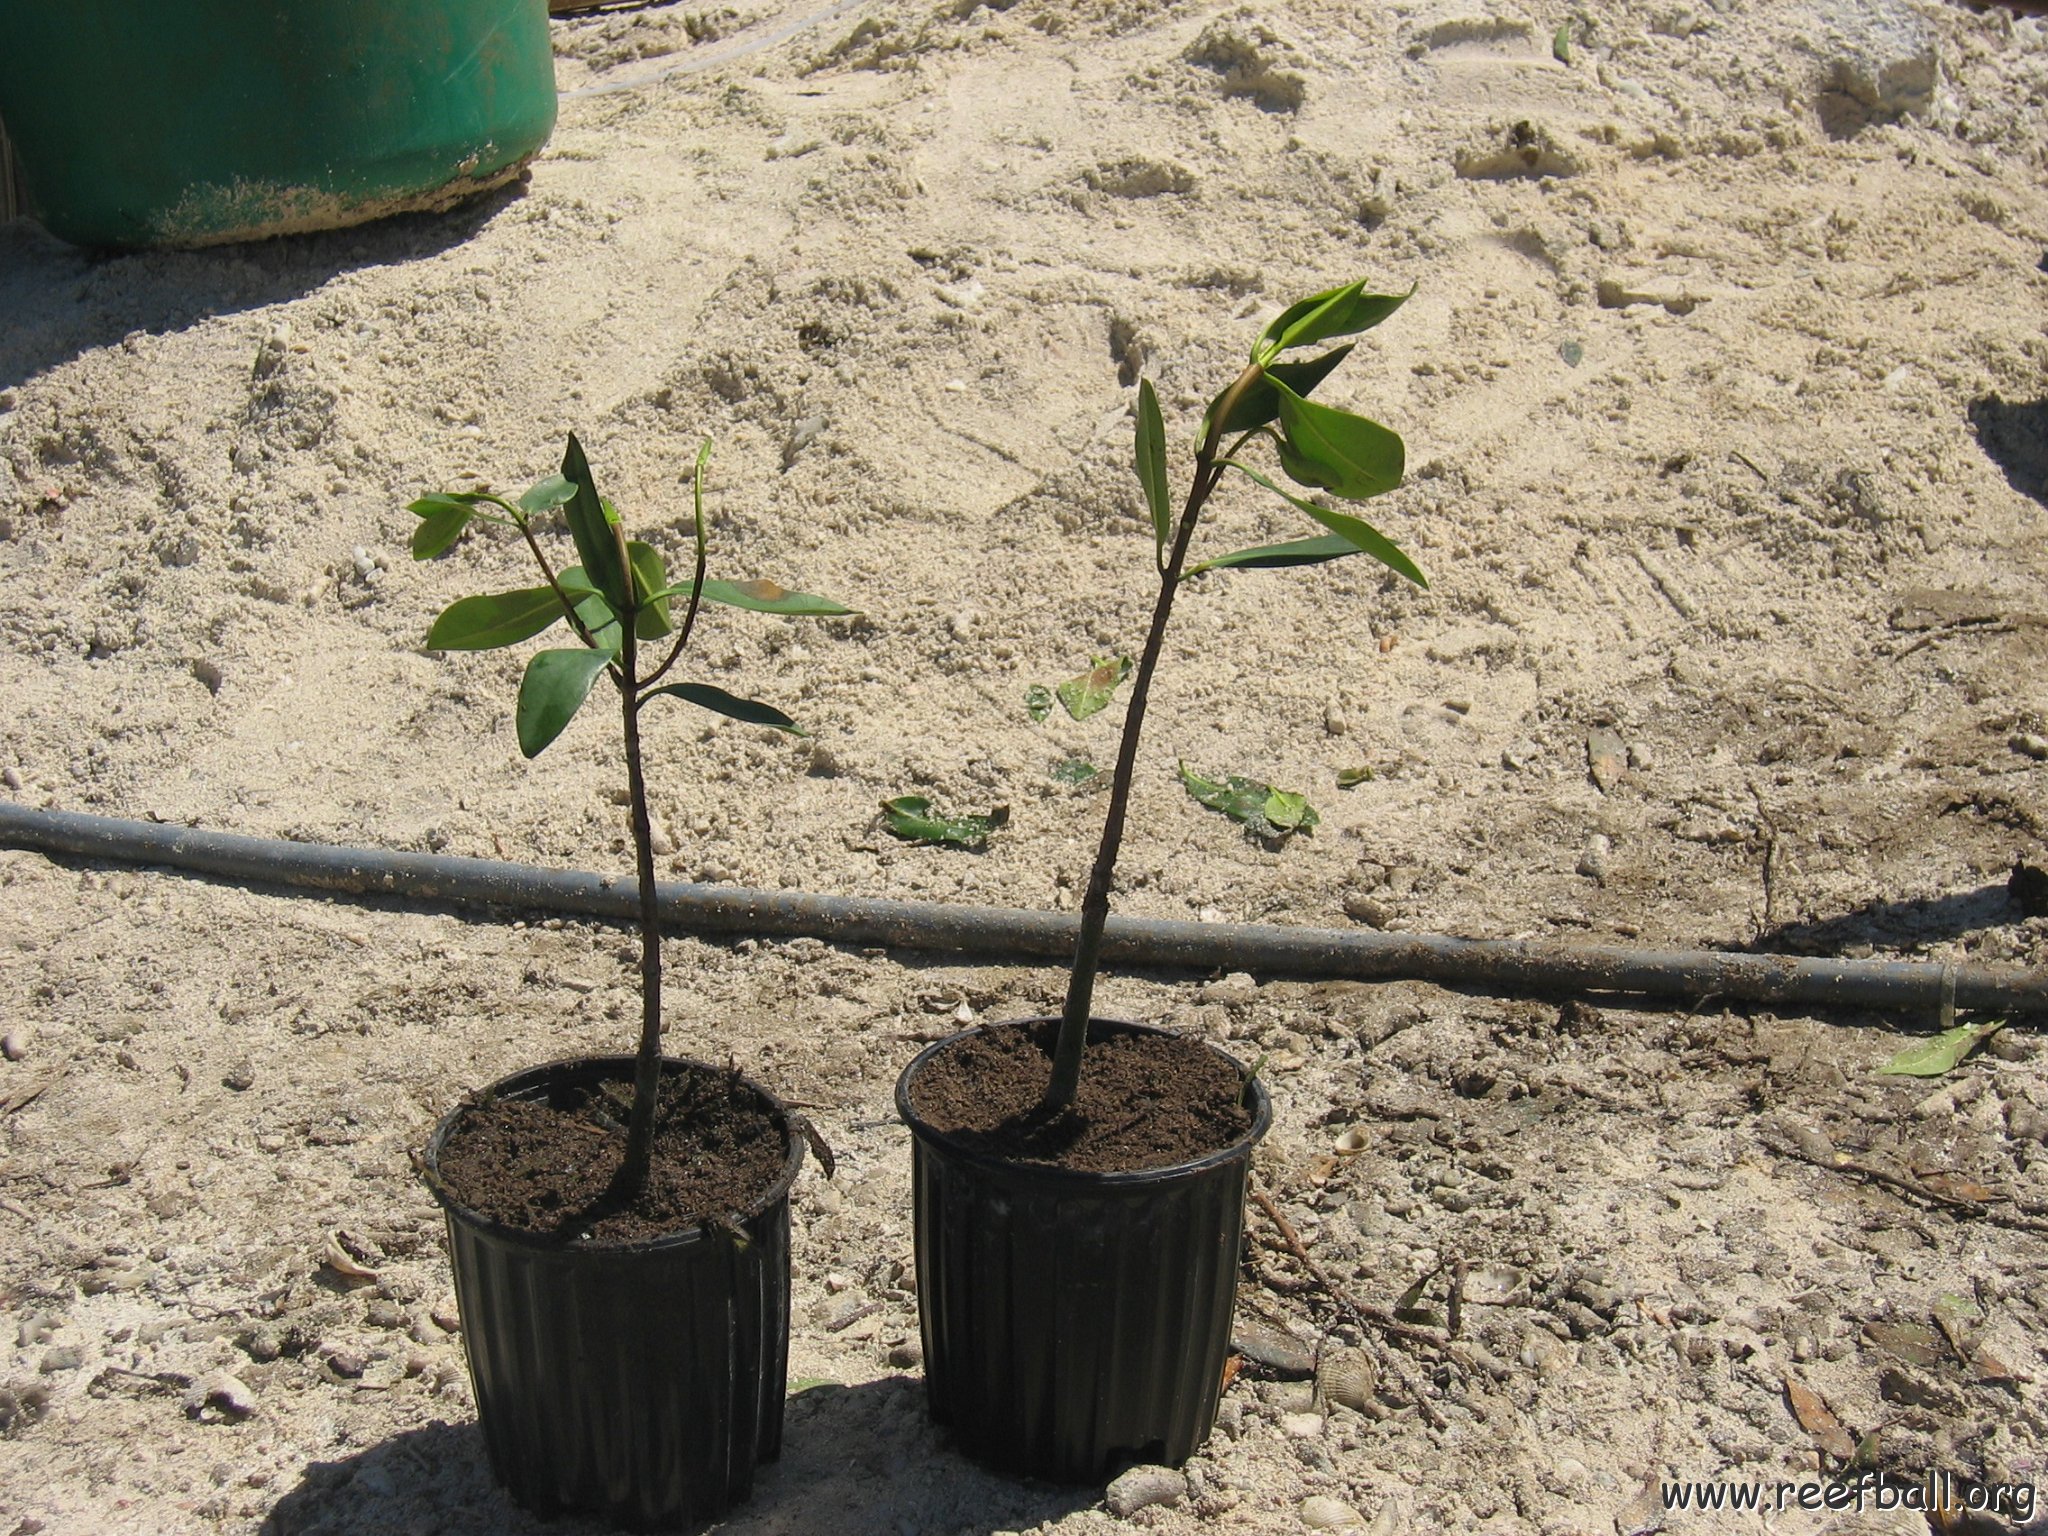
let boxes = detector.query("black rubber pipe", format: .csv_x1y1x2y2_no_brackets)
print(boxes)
2,800,2042,1017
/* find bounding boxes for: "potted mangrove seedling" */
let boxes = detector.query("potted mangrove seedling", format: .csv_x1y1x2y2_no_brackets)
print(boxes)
895,281,1425,1481
410,434,852,1528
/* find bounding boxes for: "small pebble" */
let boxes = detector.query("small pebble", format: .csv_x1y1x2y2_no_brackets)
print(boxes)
325,1349,368,1380
37,1345,85,1373
1,1030,25,1061
886,1338,923,1369
1278,1410,1326,1438
1233,1320,1315,1378
824,1271,853,1294
1104,1465,1185,1517
223,1063,255,1092
185,1371,258,1420
1301,1493,1361,1528
429,1299,462,1334
1576,834,1612,882
1343,893,1392,928
2011,732,2048,761
1,766,22,790
364,1299,405,1330
1500,740,1538,771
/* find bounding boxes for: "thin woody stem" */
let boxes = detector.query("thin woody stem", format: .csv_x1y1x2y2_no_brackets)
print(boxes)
1043,362,1264,1111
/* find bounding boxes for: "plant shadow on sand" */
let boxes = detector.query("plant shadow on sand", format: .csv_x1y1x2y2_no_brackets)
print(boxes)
0,177,531,393
1968,394,2048,509
261,1376,1097,1536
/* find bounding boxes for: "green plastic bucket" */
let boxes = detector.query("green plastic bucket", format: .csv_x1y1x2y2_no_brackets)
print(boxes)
0,1,557,249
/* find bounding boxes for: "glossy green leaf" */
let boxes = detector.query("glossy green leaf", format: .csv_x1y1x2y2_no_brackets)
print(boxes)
409,498,476,560
1057,655,1132,721
1874,1018,2006,1077
1024,684,1054,723
1178,761,1320,841
1253,280,1412,365
692,579,854,617
515,647,615,759
1223,459,1425,588
571,588,622,655
1211,344,1355,437
643,682,801,734
879,795,1009,849
518,473,576,517
560,434,632,615
626,541,673,641
1272,383,1406,501
1184,531,1365,577
1052,757,1101,787
1135,378,1171,562
426,586,571,651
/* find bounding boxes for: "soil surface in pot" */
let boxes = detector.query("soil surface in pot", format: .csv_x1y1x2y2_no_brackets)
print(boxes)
435,1064,789,1246
907,1021,1253,1173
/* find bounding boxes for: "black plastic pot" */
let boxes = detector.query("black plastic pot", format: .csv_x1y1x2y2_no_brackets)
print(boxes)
895,1018,1273,1484
422,1055,804,1531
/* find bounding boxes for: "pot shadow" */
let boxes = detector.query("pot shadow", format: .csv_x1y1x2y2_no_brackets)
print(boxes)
0,177,529,394
1967,394,2048,508
1747,879,2025,959
260,1376,1097,1536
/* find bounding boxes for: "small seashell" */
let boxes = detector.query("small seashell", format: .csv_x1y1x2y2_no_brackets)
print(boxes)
1315,1348,1377,1413
1332,1127,1369,1154
1302,1494,1362,1529
322,1233,379,1283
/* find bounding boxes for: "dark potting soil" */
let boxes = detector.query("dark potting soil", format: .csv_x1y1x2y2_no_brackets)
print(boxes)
906,1021,1254,1173
434,1064,790,1247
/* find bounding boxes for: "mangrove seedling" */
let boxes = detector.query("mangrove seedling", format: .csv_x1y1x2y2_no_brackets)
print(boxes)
411,433,852,1196
1044,279,1424,1110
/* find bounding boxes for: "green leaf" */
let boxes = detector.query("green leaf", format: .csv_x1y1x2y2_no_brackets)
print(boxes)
1056,655,1132,721
1185,531,1365,577
643,682,802,734
1552,22,1571,63
879,795,1009,849
518,473,576,517
1874,1019,2006,1077
1253,280,1413,365
1337,765,1375,788
626,541,673,640
1051,757,1101,787
560,434,632,615
1272,382,1406,501
1135,378,1171,562
426,586,573,651
515,647,615,759
1211,344,1356,437
1178,761,1320,841
1024,684,1054,723
1223,459,1425,588
691,578,855,617
571,588,622,655
409,498,476,560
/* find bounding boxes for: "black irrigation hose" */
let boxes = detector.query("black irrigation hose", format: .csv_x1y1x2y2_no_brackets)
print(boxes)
3,799,2043,1019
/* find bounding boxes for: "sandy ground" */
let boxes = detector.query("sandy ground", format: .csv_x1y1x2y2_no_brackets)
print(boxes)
3,0,2048,1532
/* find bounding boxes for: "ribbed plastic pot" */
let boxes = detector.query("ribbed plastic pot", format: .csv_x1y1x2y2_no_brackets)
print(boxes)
895,1018,1272,1484
422,1055,802,1531
0,0,557,248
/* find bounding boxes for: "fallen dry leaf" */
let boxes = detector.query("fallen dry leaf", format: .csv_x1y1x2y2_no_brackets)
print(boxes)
1783,1374,1856,1460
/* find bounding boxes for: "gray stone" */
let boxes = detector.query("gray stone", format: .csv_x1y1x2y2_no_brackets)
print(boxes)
1105,1465,1186,1517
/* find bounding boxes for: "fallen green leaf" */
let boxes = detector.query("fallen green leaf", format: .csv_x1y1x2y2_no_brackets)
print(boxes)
1553,22,1571,63
1024,684,1054,723
1052,757,1101,787
1057,655,1133,721
1178,762,1320,840
879,795,1009,849
1337,765,1375,788
1559,339,1584,368
1874,1018,2006,1077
